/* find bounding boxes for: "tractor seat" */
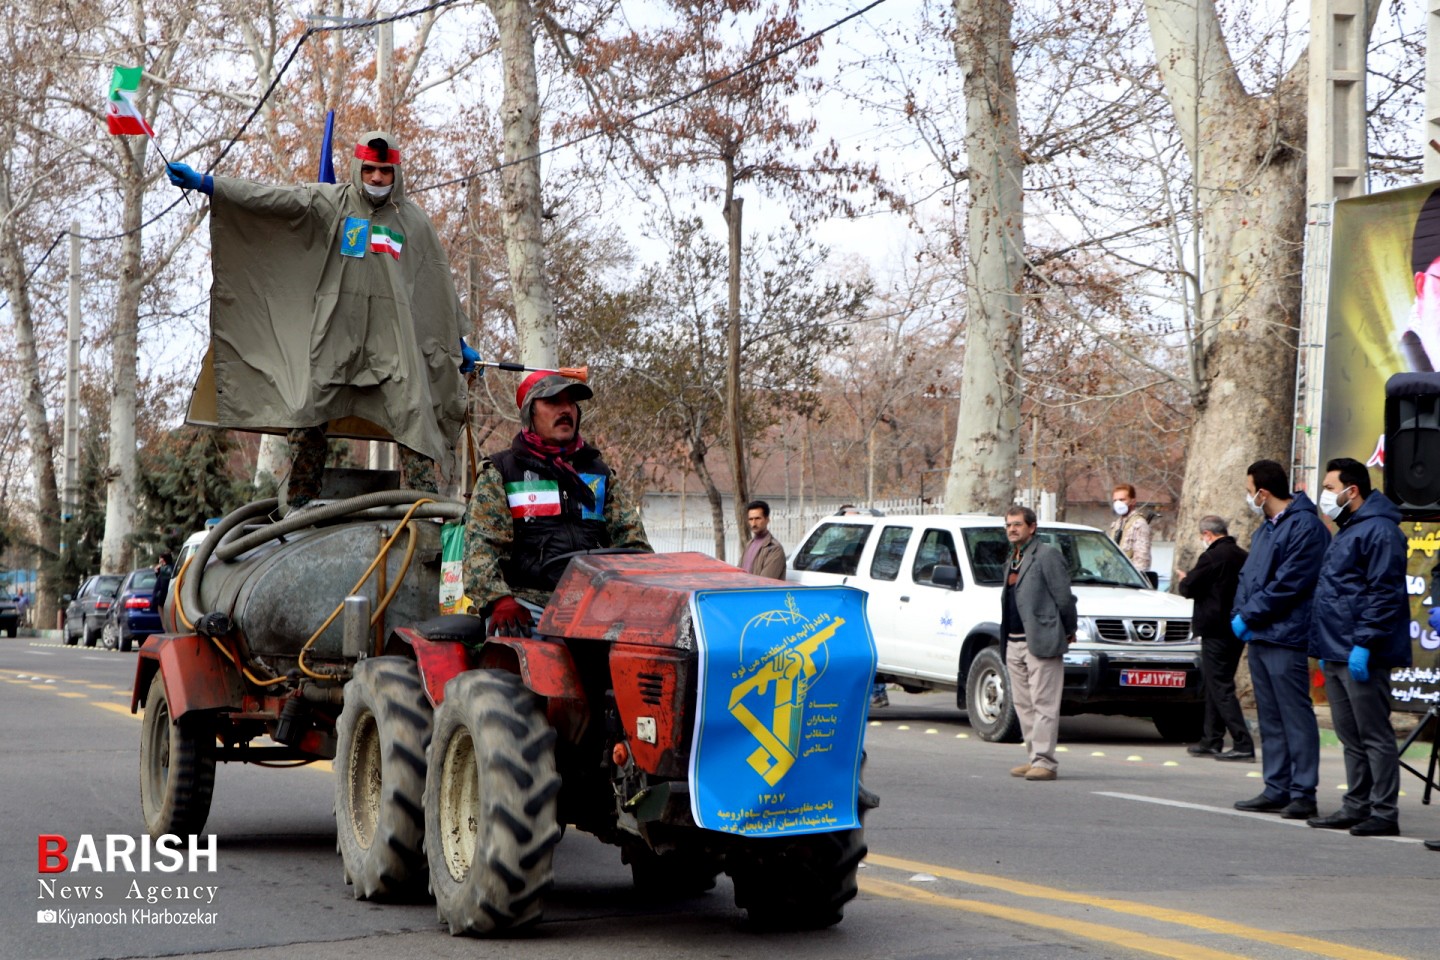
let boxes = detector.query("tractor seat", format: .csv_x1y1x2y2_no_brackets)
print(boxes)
414,613,487,646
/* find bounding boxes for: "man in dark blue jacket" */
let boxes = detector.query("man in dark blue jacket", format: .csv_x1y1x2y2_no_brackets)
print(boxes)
1230,460,1331,819
1306,457,1411,837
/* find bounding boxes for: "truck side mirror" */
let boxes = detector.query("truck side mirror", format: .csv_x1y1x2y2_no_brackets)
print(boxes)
932,565,960,590
62,594,73,603
1144,570,1160,590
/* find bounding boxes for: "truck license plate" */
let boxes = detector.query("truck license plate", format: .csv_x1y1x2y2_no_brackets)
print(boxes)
1119,669,1186,688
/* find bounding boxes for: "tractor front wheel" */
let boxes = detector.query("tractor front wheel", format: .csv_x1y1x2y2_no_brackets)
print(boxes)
334,656,433,901
139,670,216,839
425,669,561,936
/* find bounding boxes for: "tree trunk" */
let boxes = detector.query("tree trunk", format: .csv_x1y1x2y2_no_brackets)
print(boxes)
101,159,146,573
689,435,727,560
1145,0,1316,576
724,176,748,545
944,0,1024,515
254,434,288,488
487,0,557,368
0,234,61,625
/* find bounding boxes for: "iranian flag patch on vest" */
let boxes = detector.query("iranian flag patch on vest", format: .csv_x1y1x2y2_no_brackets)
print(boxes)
505,479,561,518
369,225,404,260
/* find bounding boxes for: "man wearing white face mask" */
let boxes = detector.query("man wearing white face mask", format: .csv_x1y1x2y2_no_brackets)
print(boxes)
1107,483,1152,573
1307,457,1410,837
165,132,471,512
1229,459,1330,820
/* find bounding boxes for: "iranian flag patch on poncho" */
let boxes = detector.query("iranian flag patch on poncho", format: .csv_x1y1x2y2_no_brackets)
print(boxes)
369,225,404,260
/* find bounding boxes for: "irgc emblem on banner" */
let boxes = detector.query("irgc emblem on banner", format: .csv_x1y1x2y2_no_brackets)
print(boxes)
688,586,876,837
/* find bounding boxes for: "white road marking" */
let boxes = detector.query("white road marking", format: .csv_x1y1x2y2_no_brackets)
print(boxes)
1093,791,1424,844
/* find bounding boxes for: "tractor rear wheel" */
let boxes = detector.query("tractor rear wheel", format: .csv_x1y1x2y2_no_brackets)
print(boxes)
729,824,868,930
139,670,216,839
425,669,561,936
334,657,432,901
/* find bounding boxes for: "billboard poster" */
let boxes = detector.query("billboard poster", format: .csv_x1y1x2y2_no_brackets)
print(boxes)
1323,182,1440,709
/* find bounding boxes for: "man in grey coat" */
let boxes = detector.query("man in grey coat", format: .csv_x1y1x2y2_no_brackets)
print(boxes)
1000,505,1078,781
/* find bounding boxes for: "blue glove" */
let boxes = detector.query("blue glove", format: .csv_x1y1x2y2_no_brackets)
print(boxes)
1230,614,1253,643
459,338,480,374
1429,606,1440,634
1348,645,1370,683
166,162,213,195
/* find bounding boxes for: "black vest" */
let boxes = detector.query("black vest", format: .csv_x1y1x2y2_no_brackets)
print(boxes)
490,444,615,593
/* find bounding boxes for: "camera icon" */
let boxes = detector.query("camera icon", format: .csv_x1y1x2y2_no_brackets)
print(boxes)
36,909,57,924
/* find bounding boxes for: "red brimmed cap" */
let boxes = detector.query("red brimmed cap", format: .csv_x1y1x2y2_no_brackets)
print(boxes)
516,371,592,411
354,141,401,164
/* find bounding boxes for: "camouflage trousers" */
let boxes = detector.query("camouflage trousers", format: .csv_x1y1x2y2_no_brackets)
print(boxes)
285,427,437,507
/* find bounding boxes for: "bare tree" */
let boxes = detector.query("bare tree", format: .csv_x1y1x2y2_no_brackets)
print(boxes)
1143,0,1380,572
944,0,1026,513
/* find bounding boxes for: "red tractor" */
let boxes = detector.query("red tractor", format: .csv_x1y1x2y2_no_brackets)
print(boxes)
134,489,877,934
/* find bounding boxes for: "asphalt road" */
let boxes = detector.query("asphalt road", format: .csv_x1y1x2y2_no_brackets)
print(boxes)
3,636,1439,960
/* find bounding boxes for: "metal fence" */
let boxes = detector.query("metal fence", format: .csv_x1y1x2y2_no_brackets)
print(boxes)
643,497,947,562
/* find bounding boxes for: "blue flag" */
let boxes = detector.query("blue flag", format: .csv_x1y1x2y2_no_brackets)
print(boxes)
688,586,875,838
317,110,336,184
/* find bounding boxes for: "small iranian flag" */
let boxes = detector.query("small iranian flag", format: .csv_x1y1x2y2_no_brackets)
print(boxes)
106,66,153,136
505,480,561,518
369,225,404,260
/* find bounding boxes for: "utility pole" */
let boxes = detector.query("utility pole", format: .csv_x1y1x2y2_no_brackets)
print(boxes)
1292,0,1369,495
1427,1,1440,181
377,20,393,129
62,222,81,546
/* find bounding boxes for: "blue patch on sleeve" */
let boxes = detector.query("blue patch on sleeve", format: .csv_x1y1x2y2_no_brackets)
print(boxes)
579,473,606,520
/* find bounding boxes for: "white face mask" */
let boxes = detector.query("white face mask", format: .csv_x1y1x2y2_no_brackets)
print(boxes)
1112,500,1129,517
1246,489,1264,516
363,181,393,200
1318,487,1351,520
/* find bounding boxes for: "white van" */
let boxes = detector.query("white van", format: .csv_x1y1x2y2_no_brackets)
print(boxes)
787,513,1204,742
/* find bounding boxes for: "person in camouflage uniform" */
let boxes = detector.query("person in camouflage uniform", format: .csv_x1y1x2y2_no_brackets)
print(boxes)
463,370,650,635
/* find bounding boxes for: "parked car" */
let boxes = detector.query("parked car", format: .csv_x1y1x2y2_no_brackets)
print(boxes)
787,513,1205,742
62,574,125,647
101,568,162,653
0,591,17,637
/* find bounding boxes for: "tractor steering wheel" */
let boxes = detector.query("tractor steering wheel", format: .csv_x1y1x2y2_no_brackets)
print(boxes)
539,547,650,577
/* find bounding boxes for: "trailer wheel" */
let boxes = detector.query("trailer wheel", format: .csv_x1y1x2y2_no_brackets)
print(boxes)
139,670,216,839
425,669,560,936
334,657,433,901
729,823,868,930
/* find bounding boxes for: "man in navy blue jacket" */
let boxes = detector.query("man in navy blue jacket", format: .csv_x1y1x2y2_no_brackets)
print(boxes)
1230,460,1331,819
1306,457,1411,837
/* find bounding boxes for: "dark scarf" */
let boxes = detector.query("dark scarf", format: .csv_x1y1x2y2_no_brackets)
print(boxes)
516,430,596,510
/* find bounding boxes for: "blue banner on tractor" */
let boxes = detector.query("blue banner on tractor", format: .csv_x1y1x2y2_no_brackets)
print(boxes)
688,586,876,837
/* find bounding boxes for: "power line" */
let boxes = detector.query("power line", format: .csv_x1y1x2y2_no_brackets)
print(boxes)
3,0,891,310
415,0,891,193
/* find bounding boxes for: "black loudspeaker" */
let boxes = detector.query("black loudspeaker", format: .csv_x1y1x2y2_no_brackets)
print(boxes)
1384,373,1440,516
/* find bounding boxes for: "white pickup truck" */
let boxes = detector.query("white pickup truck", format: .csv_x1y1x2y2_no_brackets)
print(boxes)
786,512,1204,742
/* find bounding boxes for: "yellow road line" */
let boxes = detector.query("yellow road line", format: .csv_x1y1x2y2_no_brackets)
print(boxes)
861,877,1249,960
56,692,87,699
867,854,1409,960
93,702,137,719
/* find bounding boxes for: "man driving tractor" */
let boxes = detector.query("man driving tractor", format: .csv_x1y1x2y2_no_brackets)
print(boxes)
462,370,651,635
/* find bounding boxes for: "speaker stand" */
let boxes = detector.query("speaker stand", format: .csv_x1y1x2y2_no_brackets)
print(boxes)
1398,705,1440,804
